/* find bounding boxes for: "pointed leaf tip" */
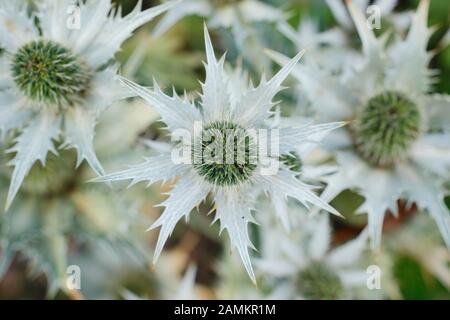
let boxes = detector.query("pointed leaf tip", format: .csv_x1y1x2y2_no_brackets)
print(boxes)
203,23,217,64
270,50,305,87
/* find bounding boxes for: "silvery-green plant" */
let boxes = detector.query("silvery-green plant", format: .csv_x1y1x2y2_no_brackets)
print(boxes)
276,17,349,70
0,100,158,296
153,0,285,71
0,0,175,210
325,0,410,35
152,0,284,37
70,240,198,300
96,25,344,282
255,209,370,300
385,214,450,294
217,203,372,299
270,0,450,249
120,27,203,92
120,264,198,300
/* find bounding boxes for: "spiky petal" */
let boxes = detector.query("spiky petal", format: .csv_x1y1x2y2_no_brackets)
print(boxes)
149,174,210,263
118,76,201,133
94,153,188,188
6,113,60,210
200,24,231,122
214,191,257,283
259,169,342,218
234,50,305,127
82,0,180,67
63,108,104,176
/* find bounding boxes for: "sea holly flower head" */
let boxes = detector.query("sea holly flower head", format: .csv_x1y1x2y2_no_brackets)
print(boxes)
270,0,450,249
256,210,369,299
0,0,175,210
97,25,344,282
352,91,422,167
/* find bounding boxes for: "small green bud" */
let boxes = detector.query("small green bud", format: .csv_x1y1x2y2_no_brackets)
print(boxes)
298,261,344,300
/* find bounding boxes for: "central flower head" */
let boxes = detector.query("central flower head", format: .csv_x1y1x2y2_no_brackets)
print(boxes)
192,121,257,186
353,91,421,167
298,261,344,299
11,40,91,106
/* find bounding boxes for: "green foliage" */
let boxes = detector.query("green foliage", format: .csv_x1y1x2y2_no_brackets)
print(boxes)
330,190,367,227
394,255,449,300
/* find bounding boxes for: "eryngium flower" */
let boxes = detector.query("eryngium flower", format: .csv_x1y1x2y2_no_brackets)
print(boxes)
270,0,450,249
256,211,369,299
0,0,175,209
97,26,344,282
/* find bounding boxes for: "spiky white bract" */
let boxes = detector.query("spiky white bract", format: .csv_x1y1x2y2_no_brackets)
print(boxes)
325,0,410,33
97,25,344,282
270,0,450,250
153,0,285,72
276,17,354,72
0,0,175,210
256,209,369,299
0,98,159,296
153,0,284,37
121,264,198,300
385,214,450,292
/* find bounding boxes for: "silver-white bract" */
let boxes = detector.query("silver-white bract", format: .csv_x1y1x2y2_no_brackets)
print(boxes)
325,0,410,33
270,0,450,249
0,0,176,210
153,0,284,37
256,210,369,299
97,25,344,282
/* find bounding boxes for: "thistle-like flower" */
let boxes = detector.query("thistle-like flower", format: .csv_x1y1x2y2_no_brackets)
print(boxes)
153,0,284,37
0,99,158,295
255,210,370,299
97,26,344,282
270,0,450,249
0,0,175,209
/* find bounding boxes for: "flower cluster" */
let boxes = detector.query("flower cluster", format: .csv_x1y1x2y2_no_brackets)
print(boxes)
0,0,449,299
269,0,450,250
0,0,175,209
